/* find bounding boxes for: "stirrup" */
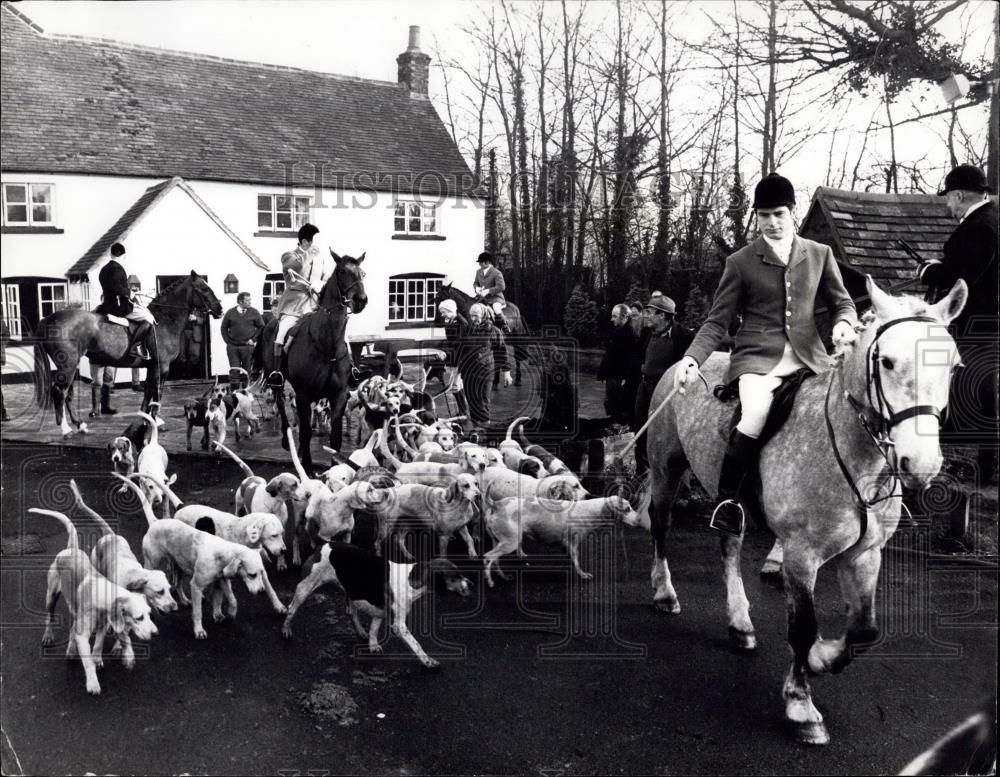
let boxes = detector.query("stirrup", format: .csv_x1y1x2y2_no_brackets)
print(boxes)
710,499,745,537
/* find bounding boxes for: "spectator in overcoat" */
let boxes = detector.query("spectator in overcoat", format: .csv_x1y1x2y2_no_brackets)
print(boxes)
598,303,637,425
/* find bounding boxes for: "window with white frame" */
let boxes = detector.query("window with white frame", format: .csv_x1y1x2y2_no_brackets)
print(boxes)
393,201,438,235
257,194,310,232
1,284,22,338
2,183,54,226
68,281,91,309
388,273,444,324
38,282,68,318
262,274,286,311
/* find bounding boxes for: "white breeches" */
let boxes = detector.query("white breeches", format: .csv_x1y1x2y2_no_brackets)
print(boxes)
736,342,806,439
276,314,300,345
126,306,156,325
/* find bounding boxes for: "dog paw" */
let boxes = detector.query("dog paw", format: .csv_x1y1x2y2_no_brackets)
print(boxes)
93,656,104,670
213,611,225,623
273,603,288,615
420,656,441,670
194,627,208,639
281,623,293,639
578,572,594,581
122,655,136,670
276,557,288,572
86,679,102,695
368,644,383,655
466,550,478,560
41,631,54,646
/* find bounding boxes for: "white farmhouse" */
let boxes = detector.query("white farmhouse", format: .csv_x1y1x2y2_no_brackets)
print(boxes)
0,2,484,380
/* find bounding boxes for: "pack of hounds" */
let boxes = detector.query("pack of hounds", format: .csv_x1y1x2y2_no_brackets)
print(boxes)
34,366,644,695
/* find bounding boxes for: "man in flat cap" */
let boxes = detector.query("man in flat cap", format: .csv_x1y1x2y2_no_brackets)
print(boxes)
632,294,693,478
271,223,324,362
473,251,509,333
674,172,859,535
922,163,998,488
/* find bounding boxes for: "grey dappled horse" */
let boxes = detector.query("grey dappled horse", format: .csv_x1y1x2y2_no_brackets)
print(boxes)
645,277,967,746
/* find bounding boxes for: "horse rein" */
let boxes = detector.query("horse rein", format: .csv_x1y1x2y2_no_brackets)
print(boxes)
824,315,945,518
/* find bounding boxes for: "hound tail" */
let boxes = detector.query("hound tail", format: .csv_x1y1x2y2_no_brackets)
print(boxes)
506,416,532,444
212,440,255,479
112,474,159,527
29,508,80,552
129,411,159,449
517,421,532,450
394,416,420,458
286,428,310,482
68,479,113,536
378,420,404,471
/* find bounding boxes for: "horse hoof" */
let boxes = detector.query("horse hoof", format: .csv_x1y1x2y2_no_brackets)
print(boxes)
654,598,681,615
791,720,830,746
728,626,757,652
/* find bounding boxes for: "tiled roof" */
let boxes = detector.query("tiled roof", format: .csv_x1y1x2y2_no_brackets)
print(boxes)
800,186,953,291
67,177,268,277
1,4,476,197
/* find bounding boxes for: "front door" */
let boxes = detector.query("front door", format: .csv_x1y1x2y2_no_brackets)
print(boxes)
157,275,211,380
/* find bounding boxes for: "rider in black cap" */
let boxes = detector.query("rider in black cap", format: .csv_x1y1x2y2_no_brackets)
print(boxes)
473,251,509,333
95,242,156,361
674,172,859,535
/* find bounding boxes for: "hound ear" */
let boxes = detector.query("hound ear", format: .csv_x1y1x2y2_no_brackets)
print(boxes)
125,575,149,593
447,480,460,502
106,441,115,455
110,596,130,633
222,556,243,578
246,521,262,545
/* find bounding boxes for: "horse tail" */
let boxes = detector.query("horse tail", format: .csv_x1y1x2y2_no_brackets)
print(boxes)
213,440,256,480
69,479,114,537
378,420,404,471
32,340,52,408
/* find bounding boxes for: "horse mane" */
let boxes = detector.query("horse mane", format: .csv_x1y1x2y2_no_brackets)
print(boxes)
149,275,191,305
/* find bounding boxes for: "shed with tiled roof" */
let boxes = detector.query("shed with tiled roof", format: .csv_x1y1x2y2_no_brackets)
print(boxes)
799,187,952,300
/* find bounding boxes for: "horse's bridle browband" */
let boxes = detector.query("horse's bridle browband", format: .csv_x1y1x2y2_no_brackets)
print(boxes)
825,314,945,519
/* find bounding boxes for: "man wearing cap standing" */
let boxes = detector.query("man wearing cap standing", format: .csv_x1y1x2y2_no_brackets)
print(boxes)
674,172,859,535
922,164,998,486
474,252,509,333
272,223,323,363
632,295,694,478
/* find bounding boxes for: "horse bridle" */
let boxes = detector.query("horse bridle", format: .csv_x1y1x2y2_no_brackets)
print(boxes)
315,264,365,313
825,315,946,514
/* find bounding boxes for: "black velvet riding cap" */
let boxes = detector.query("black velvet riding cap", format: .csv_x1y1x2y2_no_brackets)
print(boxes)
752,173,796,210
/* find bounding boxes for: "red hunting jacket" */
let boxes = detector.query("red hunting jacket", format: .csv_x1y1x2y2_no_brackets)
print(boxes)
685,235,858,382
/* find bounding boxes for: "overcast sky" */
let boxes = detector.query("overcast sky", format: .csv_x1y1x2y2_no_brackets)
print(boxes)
14,0,994,198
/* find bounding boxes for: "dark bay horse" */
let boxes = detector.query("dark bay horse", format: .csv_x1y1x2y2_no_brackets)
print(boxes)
433,283,533,385
33,271,222,436
644,277,967,746
259,250,367,473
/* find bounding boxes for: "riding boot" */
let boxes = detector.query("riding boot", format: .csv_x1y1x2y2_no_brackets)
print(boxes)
129,322,151,360
100,385,117,415
709,429,759,536
273,343,284,370
89,386,101,418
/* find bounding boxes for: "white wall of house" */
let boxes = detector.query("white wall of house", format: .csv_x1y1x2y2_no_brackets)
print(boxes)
1,171,485,377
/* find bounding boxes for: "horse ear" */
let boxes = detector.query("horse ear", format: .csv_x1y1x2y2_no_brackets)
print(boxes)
356,252,365,264
329,248,342,264
931,279,968,325
865,275,894,320
190,270,198,279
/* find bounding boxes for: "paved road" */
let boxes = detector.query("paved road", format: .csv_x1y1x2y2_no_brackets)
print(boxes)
1,444,996,775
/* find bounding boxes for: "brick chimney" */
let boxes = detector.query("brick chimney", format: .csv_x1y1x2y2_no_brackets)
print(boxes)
397,25,431,96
